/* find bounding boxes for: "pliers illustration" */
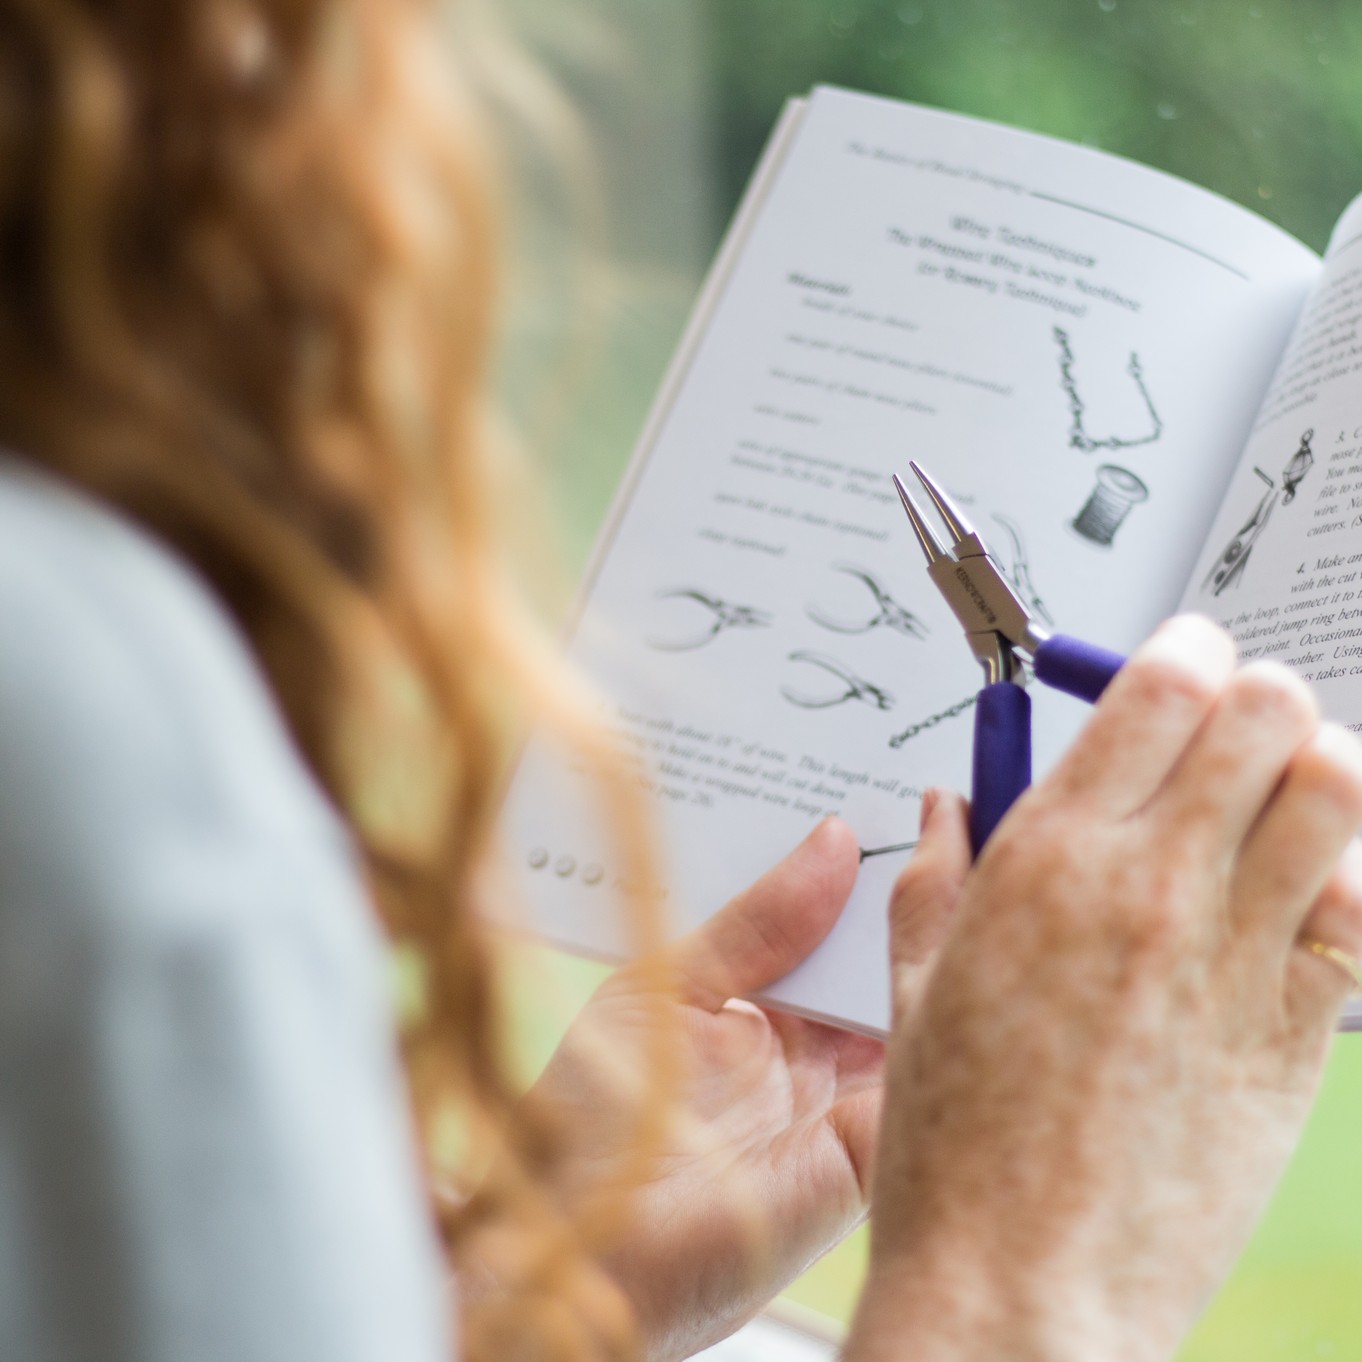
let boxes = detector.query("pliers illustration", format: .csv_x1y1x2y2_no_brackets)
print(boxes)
782,650,895,711
893,462,1125,855
807,563,930,640
646,589,773,652
990,514,1054,629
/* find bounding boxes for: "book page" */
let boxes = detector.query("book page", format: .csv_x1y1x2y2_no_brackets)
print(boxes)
504,88,1319,1033
1178,194,1362,1035
1182,192,1362,710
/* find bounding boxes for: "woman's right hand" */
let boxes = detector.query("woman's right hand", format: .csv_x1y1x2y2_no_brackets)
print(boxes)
848,616,1362,1362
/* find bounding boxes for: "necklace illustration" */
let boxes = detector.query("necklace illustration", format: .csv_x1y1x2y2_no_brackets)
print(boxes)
1054,326,1164,454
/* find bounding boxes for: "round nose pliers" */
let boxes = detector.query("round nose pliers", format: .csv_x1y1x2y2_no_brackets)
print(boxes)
893,462,1126,856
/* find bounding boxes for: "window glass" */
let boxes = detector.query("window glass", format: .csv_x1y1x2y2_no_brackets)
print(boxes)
498,3,1362,1353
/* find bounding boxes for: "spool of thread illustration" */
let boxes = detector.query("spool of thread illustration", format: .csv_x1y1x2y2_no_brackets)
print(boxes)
1072,465,1149,547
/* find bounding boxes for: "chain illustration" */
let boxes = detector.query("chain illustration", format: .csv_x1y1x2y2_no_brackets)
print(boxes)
888,692,977,749
1054,326,1164,454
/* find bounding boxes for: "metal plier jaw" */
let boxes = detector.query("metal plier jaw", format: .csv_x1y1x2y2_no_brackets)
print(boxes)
892,461,1127,860
893,463,1051,686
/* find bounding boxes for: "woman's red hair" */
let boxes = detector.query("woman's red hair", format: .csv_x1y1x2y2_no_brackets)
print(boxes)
0,2,669,1357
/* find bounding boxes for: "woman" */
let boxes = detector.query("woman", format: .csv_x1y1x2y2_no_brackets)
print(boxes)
0,4,1359,1361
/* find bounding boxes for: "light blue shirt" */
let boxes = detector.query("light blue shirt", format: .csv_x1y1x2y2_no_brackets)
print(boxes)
0,461,450,1361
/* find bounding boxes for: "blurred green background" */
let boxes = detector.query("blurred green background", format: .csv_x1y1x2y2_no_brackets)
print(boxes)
494,1,1362,1353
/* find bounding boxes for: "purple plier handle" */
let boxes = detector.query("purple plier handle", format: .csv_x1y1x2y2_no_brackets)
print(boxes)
970,636,1125,856
1033,634,1126,705
970,683,1032,857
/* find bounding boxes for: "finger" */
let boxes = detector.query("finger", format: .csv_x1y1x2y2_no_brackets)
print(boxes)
1044,615,1236,818
889,789,970,1022
890,790,969,967
763,1007,887,1097
762,1009,886,1201
667,816,860,1011
1152,661,1319,857
825,1085,884,1205
1232,723,1362,945
1285,839,1362,1044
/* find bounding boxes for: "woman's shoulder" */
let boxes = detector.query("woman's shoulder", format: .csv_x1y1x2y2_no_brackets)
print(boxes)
0,461,451,1362
0,457,352,918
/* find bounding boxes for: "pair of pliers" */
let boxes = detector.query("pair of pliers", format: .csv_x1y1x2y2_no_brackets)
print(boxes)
893,462,1126,856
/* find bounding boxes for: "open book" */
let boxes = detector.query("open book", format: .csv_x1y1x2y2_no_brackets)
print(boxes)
504,86,1362,1034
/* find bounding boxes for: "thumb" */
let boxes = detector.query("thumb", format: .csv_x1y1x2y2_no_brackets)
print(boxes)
667,816,861,1011
889,790,971,1022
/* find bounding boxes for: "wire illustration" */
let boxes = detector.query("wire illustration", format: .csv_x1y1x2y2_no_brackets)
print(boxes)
1054,326,1164,454
782,651,895,711
806,563,930,640
646,588,773,652
1202,429,1315,596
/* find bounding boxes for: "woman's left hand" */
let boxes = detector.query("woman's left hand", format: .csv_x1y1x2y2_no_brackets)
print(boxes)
522,817,885,1362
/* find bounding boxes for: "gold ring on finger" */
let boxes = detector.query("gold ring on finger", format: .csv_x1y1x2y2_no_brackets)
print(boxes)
1301,938,1362,995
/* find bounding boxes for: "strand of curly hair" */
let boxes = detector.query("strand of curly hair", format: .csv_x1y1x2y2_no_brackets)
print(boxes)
0,2,675,1357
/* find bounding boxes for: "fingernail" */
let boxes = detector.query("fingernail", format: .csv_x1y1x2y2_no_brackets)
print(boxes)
1315,722,1362,787
806,814,840,847
920,788,940,832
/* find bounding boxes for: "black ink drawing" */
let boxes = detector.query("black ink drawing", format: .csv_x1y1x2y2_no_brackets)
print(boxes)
1051,326,1160,454
1054,326,1164,454
888,692,977,749
646,588,773,652
1280,427,1315,503
1202,430,1315,597
1072,465,1151,547
782,651,895,711
807,563,929,640
990,514,1055,627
